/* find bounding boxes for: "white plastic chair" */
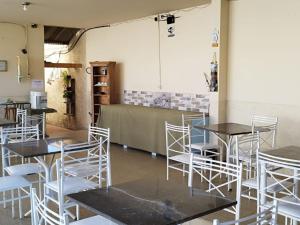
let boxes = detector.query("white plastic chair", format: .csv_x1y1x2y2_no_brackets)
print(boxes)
1,125,42,172
31,188,117,225
188,154,242,222
16,108,46,139
236,133,292,201
44,139,105,218
165,122,209,180
258,151,300,224
182,113,220,160
251,115,278,150
0,175,32,218
213,200,278,225
1,125,44,198
64,126,111,188
232,132,260,179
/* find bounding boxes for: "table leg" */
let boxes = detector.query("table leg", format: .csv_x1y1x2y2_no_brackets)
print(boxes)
209,133,233,190
34,156,51,183
258,161,267,212
293,169,299,225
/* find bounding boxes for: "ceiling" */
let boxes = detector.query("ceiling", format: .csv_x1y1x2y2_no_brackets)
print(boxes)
44,26,80,44
0,0,210,28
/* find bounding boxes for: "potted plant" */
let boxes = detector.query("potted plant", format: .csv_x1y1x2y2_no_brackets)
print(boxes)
61,71,72,100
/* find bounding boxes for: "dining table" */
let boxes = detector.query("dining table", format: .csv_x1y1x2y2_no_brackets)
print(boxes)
68,178,237,225
195,123,269,163
260,146,300,195
2,138,96,183
0,118,17,127
258,146,300,225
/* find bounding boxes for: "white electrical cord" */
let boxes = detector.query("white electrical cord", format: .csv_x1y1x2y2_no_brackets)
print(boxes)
0,22,30,82
157,15,162,90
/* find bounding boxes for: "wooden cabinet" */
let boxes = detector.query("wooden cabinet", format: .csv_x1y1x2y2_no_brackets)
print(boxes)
90,61,119,123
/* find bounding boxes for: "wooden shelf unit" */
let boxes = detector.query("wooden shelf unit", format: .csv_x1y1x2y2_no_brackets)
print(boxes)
90,61,118,123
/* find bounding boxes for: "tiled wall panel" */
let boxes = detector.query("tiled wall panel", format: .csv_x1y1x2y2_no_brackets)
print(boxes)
124,90,209,112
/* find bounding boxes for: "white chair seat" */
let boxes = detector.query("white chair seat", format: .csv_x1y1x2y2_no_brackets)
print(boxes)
229,149,255,163
0,175,31,192
239,150,255,162
183,218,213,225
242,177,293,192
46,177,98,195
266,196,300,219
70,215,118,225
169,154,191,164
65,164,103,177
5,163,44,176
170,154,209,164
189,143,219,151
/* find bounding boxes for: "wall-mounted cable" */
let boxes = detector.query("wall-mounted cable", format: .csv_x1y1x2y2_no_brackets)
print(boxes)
157,15,162,90
45,25,110,59
0,22,30,82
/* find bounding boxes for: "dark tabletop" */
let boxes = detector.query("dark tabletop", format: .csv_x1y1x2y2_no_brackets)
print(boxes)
0,101,30,106
0,118,17,127
68,178,236,225
29,108,57,115
262,145,300,162
2,138,95,158
196,122,269,136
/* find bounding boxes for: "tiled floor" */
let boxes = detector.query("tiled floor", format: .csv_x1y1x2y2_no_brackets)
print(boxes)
0,125,259,225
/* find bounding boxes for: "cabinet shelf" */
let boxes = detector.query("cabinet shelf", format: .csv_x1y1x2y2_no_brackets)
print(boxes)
90,61,118,123
93,75,109,77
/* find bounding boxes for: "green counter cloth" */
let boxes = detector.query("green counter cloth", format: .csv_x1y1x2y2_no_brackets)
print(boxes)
97,104,203,156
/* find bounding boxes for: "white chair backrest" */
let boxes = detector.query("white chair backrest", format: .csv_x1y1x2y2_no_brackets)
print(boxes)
31,188,68,225
0,125,39,144
27,114,46,139
182,113,207,144
213,200,278,225
232,132,260,164
56,139,103,215
251,115,278,149
16,108,27,127
257,151,300,215
16,108,45,139
87,126,110,161
88,125,109,143
165,122,191,156
188,154,242,220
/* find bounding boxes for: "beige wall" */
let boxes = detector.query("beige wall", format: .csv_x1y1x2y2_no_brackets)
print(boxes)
0,23,44,102
227,0,300,146
45,38,87,129
86,3,217,94
85,0,226,125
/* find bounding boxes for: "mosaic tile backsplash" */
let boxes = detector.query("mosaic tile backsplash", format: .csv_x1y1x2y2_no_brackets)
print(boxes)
123,90,209,112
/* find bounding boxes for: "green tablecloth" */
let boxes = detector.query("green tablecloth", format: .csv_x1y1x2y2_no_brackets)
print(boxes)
97,104,204,156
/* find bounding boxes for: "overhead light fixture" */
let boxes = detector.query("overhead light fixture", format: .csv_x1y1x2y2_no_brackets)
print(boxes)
22,2,31,11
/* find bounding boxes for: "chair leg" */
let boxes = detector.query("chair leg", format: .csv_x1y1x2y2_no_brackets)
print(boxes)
3,191,6,208
11,190,15,218
99,161,103,189
76,204,80,220
167,166,169,180
106,155,112,187
18,188,23,219
38,174,42,199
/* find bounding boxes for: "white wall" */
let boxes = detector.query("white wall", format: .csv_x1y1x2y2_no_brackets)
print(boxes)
227,0,300,146
0,23,44,102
